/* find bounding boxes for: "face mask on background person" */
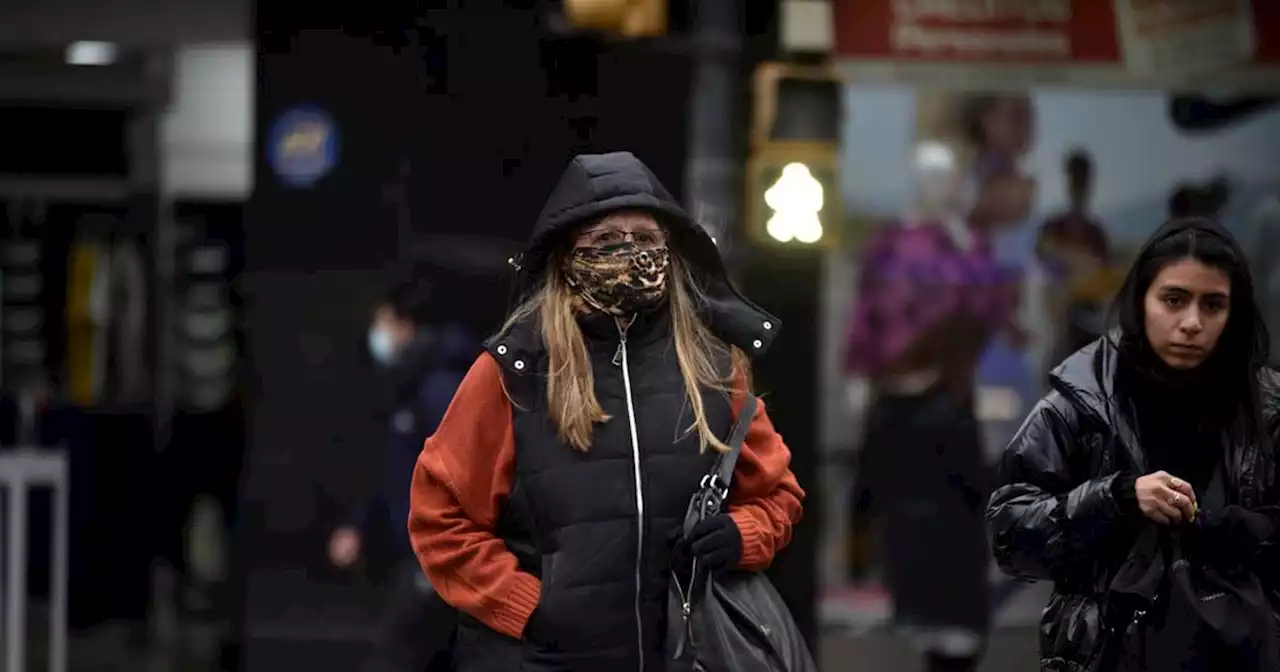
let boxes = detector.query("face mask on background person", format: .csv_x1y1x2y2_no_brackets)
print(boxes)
563,242,671,316
368,326,400,365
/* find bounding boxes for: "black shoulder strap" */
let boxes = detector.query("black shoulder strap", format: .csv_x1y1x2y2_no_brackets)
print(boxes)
708,395,758,493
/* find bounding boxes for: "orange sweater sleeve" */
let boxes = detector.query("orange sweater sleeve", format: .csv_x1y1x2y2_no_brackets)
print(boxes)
408,352,540,640
726,372,807,571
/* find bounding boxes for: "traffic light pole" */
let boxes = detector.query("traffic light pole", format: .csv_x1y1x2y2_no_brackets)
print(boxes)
736,54,830,660
684,0,743,249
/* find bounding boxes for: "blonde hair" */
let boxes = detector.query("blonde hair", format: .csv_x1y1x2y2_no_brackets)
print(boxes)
499,244,750,453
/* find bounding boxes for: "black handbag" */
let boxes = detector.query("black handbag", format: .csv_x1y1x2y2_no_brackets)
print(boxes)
666,394,818,672
1095,464,1280,672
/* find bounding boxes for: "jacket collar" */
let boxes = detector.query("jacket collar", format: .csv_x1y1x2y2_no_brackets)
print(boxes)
491,152,780,377
1052,332,1277,506
484,296,777,377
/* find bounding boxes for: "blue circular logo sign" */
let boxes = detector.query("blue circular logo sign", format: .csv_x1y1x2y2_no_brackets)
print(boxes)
268,106,339,188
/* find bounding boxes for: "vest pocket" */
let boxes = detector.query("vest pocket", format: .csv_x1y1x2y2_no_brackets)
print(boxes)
455,616,522,669
524,553,559,652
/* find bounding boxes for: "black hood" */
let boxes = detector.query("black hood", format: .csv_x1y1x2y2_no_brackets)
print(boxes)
1049,334,1168,475
491,152,779,370
512,151,724,299
1050,334,1126,424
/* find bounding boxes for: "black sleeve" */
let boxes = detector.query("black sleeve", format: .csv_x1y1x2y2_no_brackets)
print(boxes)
1110,472,1139,513
986,392,1130,581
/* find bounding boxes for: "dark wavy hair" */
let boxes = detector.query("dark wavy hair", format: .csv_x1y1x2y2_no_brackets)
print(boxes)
1107,217,1270,451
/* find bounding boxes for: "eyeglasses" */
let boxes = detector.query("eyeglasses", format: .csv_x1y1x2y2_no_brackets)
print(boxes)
575,226,667,250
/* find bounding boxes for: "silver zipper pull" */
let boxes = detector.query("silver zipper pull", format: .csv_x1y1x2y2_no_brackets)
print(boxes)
612,316,632,367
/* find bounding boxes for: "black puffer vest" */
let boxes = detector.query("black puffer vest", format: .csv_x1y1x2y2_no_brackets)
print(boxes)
458,308,724,671
452,152,780,672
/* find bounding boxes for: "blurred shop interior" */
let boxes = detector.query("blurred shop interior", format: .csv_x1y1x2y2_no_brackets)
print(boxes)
0,0,1278,671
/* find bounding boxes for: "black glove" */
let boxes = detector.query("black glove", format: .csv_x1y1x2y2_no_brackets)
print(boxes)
668,526,693,582
686,515,742,574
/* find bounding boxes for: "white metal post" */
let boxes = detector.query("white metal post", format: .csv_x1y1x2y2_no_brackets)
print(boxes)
4,477,26,672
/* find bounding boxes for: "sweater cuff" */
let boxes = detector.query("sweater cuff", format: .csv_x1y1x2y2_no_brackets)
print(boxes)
1110,472,1139,515
487,571,541,640
729,509,771,570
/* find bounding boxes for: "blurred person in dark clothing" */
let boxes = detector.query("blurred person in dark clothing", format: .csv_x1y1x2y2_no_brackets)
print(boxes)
961,93,1044,439
989,218,1280,671
1038,150,1113,365
1037,150,1109,274
962,93,1036,237
328,280,472,672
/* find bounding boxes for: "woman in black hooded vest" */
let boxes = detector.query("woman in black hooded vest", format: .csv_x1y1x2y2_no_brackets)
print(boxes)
407,152,806,672
987,217,1280,670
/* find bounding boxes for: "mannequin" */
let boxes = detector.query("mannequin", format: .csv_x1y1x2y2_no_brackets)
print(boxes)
841,142,967,420
913,141,975,247
843,139,1007,672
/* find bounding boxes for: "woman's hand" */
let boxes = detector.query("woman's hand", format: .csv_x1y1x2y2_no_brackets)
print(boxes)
1135,470,1198,524
685,515,743,574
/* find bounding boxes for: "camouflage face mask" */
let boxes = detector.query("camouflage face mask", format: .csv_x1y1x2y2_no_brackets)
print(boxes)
563,242,671,316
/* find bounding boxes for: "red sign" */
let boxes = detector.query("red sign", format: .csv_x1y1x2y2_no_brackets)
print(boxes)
1249,0,1280,64
834,0,1122,63
836,0,1279,66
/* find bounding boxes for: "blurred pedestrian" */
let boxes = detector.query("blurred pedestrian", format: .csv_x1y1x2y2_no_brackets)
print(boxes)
407,151,805,671
989,217,1280,671
961,92,1047,451
328,279,472,672
1037,149,1113,366
1169,176,1232,220
1036,149,1109,276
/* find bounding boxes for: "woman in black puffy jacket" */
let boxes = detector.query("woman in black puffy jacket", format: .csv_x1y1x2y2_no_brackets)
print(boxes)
987,217,1280,671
